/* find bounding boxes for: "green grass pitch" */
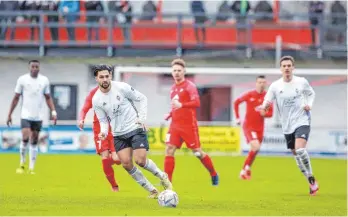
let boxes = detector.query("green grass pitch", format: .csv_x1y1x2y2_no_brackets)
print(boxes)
0,153,346,216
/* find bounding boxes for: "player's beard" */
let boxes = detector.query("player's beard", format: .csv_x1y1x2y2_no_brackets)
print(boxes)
100,81,110,89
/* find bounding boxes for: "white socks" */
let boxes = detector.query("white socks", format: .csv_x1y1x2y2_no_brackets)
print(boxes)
142,159,165,179
19,141,28,166
29,144,38,170
128,166,156,192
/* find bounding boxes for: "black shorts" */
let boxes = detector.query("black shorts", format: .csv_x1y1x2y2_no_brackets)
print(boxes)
114,128,149,153
21,119,42,132
284,125,310,150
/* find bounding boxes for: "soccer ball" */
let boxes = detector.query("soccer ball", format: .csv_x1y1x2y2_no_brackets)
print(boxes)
158,190,179,207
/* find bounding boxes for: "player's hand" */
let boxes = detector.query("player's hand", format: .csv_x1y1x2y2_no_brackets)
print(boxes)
51,110,57,126
98,132,107,140
235,118,241,126
171,99,182,110
164,113,171,121
6,116,12,127
136,120,148,132
259,109,266,117
78,120,84,131
303,105,311,111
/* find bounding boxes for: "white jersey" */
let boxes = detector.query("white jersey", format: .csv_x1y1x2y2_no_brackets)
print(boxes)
14,73,50,121
262,75,315,134
92,81,147,136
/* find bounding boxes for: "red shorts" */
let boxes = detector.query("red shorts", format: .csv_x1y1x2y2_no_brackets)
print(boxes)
243,126,264,144
93,123,115,154
165,126,200,149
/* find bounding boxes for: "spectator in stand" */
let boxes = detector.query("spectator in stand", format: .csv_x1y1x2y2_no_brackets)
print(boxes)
42,0,60,41
0,0,20,41
254,0,273,21
216,1,231,22
308,1,324,48
23,0,42,41
140,0,157,21
58,0,80,41
330,1,346,43
85,1,104,41
231,0,251,46
108,0,132,45
191,0,208,46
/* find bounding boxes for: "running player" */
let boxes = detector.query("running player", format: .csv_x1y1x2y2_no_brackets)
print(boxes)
261,56,319,195
92,64,172,198
7,60,57,174
78,82,120,192
234,75,273,180
164,58,219,185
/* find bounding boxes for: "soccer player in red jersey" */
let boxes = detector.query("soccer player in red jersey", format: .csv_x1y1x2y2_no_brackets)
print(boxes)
78,85,121,192
234,75,273,180
164,59,219,185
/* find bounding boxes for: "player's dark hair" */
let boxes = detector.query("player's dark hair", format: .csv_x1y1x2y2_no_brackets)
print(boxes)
171,58,186,68
280,56,295,66
257,75,266,80
93,64,113,76
29,60,40,64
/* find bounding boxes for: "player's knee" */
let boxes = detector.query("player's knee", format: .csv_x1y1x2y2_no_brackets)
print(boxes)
165,146,175,156
31,138,38,145
193,149,205,159
122,160,133,171
22,139,29,144
135,158,146,167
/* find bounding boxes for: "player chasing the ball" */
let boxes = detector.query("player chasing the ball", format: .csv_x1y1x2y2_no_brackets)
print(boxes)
7,60,57,175
164,59,219,186
261,56,319,195
234,75,273,180
91,64,173,198
78,70,121,192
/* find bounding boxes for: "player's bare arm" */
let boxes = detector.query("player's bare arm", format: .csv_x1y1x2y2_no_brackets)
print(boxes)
44,93,57,125
7,93,21,127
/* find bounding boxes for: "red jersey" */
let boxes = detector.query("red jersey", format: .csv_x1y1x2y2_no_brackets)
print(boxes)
79,86,99,123
169,80,200,128
234,90,273,130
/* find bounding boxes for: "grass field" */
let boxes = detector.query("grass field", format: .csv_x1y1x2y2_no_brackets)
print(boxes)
0,153,346,216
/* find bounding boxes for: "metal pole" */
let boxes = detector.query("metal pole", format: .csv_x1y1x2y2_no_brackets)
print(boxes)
107,14,113,57
39,13,45,56
176,14,183,57
275,35,282,68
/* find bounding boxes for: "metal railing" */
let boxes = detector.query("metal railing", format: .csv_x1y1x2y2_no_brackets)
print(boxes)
0,11,346,57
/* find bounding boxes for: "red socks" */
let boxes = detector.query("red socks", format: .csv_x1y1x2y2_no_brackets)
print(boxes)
243,150,258,169
164,156,175,182
200,155,217,177
102,158,118,188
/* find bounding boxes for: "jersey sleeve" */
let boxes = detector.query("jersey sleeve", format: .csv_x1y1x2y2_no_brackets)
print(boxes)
182,83,200,108
79,87,98,121
14,77,23,94
120,82,147,122
44,77,50,95
262,83,275,108
92,99,109,136
233,91,249,119
302,78,315,108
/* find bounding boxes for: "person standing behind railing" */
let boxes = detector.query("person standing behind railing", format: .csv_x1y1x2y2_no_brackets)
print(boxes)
231,0,251,47
0,0,20,41
22,0,42,41
140,0,157,21
58,0,79,41
330,1,346,44
109,0,132,45
85,0,104,41
42,0,60,42
191,0,208,46
215,1,231,22
308,1,324,48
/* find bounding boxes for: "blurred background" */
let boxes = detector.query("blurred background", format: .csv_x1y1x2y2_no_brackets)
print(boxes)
0,0,346,158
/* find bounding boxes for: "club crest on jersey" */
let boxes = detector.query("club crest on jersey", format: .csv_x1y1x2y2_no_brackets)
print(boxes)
116,95,120,101
180,88,183,92
103,102,107,106
131,87,134,91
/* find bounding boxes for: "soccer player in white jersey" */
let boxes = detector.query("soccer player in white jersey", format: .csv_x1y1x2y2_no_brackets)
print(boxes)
7,60,57,174
261,56,319,196
91,65,172,198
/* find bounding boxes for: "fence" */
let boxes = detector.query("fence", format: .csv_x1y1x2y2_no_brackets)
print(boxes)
0,11,346,57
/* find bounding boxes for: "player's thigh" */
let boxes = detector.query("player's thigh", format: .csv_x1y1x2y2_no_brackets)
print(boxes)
181,127,201,150
294,125,310,149
166,128,184,149
20,119,31,139
131,129,149,165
